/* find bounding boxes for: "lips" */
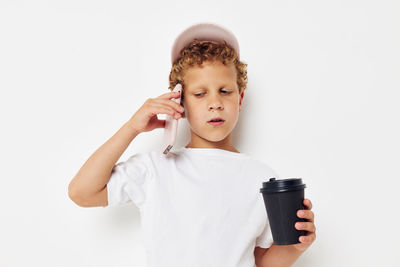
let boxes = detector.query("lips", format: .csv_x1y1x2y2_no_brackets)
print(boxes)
208,117,225,126
208,117,225,123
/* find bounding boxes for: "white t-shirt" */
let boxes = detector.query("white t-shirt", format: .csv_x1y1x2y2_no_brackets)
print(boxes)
105,147,279,267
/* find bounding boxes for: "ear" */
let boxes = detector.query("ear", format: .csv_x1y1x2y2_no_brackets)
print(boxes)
239,91,244,112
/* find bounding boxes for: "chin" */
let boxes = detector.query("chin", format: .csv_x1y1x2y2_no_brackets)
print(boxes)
202,131,232,142
190,130,224,143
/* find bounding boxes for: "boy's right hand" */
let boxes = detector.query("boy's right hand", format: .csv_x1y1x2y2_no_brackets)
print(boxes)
127,91,184,133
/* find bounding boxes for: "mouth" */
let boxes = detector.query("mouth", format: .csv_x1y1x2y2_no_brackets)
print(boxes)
207,117,225,126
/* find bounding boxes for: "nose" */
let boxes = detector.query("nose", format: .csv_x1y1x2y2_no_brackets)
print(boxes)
208,94,224,111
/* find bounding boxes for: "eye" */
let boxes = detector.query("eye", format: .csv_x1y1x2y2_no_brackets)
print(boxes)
194,89,232,97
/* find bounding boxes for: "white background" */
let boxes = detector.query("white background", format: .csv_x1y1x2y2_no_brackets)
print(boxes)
1,1,399,266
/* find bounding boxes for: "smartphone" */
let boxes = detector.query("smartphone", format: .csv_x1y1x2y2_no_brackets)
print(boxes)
163,83,183,154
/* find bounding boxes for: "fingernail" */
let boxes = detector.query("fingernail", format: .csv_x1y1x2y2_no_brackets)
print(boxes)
299,211,305,216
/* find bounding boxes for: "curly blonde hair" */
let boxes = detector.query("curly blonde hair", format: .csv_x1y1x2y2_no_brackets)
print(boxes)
168,39,248,104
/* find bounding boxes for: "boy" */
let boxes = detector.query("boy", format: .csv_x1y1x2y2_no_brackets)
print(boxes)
68,22,316,267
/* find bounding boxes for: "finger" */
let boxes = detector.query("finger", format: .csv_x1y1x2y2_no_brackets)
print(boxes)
303,199,312,210
158,91,181,100
151,101,184,116
297,210,314,221
295,222,316,233
299,233,316,243
151,103,175,115
154,98,185,113
147,104,176,118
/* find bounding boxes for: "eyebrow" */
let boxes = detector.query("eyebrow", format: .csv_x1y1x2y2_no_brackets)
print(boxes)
189,84,231,90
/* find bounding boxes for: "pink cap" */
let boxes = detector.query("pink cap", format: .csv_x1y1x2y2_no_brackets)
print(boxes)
171,22,240,65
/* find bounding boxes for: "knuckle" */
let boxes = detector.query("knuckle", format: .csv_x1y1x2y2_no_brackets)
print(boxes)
308,211,314,219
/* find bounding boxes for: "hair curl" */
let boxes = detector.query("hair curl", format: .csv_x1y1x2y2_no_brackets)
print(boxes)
168,39,248,104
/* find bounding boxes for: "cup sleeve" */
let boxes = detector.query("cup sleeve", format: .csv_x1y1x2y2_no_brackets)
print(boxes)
103,153,152,210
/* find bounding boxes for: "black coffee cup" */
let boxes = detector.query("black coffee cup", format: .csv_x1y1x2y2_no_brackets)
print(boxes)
260,178,307,245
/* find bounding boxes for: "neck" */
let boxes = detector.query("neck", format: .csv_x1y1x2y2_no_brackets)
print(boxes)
185,133,239,153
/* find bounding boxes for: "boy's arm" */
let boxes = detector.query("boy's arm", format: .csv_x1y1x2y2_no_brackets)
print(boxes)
255,245,303,267
68,90,184,207
68,121,140,206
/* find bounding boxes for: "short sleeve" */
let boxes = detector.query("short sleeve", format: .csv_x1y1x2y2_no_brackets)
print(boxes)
256,166,280,248
104,152,152,209
256,217,274,248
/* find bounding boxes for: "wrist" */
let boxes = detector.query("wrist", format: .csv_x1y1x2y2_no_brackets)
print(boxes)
124,120,141,136
262,244,304,267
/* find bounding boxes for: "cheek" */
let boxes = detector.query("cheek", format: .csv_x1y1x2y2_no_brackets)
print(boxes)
183,101,198,120
228,99,240,112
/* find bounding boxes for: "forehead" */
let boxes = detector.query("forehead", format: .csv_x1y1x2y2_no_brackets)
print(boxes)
183,61,237,90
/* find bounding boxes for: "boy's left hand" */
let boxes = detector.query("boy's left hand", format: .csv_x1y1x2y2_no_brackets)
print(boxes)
293,198,316,252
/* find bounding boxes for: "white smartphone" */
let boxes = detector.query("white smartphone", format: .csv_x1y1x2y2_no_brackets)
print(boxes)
163,83,183,154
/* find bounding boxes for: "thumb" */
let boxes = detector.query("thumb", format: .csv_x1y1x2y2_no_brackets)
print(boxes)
155,119,166,129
